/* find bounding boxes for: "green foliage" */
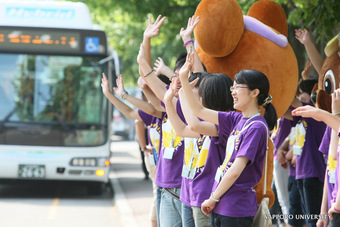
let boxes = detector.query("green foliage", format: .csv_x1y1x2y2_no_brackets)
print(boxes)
63,0,339,85
73,0,200,85
276,0,340,43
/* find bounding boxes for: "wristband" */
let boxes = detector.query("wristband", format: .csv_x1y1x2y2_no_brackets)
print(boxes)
334,206,340,213
144,69,154,78
121,90,128,100
210,192,220,202
184,40,194,48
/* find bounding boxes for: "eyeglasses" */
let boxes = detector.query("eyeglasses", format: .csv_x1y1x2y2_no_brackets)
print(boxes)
230,85,249,92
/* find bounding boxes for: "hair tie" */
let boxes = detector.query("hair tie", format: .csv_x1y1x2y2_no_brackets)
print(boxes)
262,95,272,107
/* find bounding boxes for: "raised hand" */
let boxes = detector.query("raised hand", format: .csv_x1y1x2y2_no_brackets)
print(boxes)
101,73,111,96
113,74,124,97
332,88,340,114
137,43,146,64
144,15,166,40
301,61,312,80
164,76,179,102
180,15,200,43
154,57,167,75
295,29,311,45
179,52,194,81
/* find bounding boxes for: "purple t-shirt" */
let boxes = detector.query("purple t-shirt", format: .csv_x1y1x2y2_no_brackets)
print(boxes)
138,109,164,154
212,111,268,217
332,145,340,204
180,125,228,207
272,117,292,159
155,100,185,188
293,103,327,181
181,136,209,206
320,127,336,209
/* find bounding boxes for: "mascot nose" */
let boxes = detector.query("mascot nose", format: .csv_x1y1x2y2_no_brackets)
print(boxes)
311,92,317,104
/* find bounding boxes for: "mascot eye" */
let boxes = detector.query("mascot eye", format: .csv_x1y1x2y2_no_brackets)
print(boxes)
323,70,336,95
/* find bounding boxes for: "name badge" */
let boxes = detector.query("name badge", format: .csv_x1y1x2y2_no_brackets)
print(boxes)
181,165,196,179
329,170,336,184
188,167,196,179
181,165,190,178
214,167,224,183
164,147,175,159
149,154,155,166
293,145,302,156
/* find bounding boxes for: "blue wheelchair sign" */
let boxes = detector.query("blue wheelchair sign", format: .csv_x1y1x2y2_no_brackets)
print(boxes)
85,37,99,53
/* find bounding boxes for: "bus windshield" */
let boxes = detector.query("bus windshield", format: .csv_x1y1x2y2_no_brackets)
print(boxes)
0,53,108,146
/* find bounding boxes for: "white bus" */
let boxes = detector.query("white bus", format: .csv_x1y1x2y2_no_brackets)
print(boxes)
0,0,120,194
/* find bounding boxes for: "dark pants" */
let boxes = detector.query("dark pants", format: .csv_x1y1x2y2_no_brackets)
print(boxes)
210,212,253,227
139,126,149,179
139,145,149,179
297,178,323,227
331,213,340,227
269,181,285,226
288,176,305,227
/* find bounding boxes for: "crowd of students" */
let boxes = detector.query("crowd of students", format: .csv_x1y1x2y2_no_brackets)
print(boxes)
101,14,340,227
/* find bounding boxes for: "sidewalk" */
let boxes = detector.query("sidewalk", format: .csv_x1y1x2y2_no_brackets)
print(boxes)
110,137,154,227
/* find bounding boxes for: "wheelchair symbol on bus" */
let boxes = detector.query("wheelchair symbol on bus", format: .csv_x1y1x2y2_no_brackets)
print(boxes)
85,37,99,53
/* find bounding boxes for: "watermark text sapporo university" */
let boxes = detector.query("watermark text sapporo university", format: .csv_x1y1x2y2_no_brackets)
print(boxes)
265,214,331,220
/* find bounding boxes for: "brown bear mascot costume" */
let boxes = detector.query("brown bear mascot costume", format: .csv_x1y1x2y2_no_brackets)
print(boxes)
193,0,299,207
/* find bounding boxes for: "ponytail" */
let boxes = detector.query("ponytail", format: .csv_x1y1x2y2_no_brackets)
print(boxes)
263,103,277,131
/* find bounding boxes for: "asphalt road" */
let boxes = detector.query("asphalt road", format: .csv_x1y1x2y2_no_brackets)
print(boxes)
0,138,153,227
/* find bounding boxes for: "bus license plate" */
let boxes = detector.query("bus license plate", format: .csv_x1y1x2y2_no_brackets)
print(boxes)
18,165,46,178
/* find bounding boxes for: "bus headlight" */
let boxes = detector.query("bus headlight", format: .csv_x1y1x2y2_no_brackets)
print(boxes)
96,169,105,176
70,158,110,167
70,158,96,166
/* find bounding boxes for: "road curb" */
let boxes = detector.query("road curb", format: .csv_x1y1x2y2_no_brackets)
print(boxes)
110,170,138,227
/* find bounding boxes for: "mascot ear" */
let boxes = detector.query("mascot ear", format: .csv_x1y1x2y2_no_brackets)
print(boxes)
247,0,288,37
324,34,339,57
194,0,244,57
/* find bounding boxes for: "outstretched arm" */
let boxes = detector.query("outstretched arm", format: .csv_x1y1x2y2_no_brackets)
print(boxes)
143,15,166,67
114,74,162,119
179,89,218,137
180,52,219,125
137,43,167,102
138,69,165,113
180,15,204,73
135,119,152,154
153,57,173,79
316,171,329,227
295,29,324,74
292,106,339,131
292,89,340,132
164,77,200,138
101,73,141,121
301,61,312,80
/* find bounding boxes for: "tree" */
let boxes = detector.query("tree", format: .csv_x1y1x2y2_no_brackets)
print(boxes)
74,0,200,85
67,0,340,84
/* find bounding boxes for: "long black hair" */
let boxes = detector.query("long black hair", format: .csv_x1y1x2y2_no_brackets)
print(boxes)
234,69,277,130
198,73,234,111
